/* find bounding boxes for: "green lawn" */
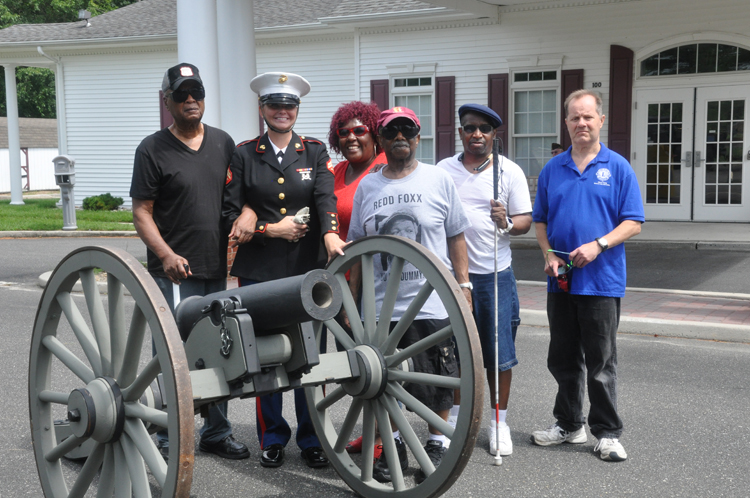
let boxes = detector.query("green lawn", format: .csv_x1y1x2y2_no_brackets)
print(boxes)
0,199,135,231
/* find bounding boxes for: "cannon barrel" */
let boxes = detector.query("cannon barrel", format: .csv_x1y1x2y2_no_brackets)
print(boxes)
175,269,343,339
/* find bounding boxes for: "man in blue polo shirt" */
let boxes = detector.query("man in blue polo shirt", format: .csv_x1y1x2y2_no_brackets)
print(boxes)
531,89,644,462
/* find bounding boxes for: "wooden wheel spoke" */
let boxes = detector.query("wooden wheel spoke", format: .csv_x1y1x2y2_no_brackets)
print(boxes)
333,398,363,453
386,383,454,439
124,402,169,428
96,445,116,498
360,254,376,343
121,356,160,402
373,399,405,491
336,272,365,344
113,442,133,498
45,434,88,462
380,395,434,479
120,432,152,498
66,442,104,498
56,291,102,376
386,324,453,368
80,269,112,376
38,390,68,405
117,305,147,386
360,401,377,482
374,255,404,347
315,386,347,411
388,369,461,390
382,281,435,355
124,418,167,486
322,319,356,351
42,335,95,384
108,274,127,379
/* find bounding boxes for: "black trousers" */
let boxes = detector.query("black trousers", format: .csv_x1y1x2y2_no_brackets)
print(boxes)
546,292,623,439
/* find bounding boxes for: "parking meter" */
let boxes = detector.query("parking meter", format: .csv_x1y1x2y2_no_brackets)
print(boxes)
53,155,77,230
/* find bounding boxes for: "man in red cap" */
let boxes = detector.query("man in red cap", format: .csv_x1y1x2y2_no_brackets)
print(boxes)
347,106,472,484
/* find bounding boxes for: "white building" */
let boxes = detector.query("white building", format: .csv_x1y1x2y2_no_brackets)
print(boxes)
0,0,747,222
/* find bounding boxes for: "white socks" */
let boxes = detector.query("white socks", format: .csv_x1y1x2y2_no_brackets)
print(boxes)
449,405,460,418
428,433,448,445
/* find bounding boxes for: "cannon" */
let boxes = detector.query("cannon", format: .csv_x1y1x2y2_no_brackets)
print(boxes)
29,235,483,497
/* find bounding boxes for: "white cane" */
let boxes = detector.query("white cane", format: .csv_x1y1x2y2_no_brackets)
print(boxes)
492,137,503,466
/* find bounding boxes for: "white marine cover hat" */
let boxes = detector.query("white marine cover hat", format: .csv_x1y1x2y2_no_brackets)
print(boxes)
250,72,311,105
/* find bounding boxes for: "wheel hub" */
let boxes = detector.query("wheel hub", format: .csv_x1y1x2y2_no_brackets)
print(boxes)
67,377,125,443
342,345,388,399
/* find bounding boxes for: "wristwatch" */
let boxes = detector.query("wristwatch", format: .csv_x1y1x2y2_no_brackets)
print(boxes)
499,217,514,234
596,237,609,252
459,282,474,291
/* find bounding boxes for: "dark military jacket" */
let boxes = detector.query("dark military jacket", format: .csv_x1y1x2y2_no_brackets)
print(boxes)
222,131,339,281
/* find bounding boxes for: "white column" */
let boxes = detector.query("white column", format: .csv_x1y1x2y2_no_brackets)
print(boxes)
4,64,23,205
176,0,221,127
216,0,259,142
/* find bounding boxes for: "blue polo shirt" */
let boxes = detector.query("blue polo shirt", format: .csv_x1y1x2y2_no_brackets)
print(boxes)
532,144,644,297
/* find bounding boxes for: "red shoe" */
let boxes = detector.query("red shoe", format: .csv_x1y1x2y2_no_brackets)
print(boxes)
373,444,383,461
346,436,363,453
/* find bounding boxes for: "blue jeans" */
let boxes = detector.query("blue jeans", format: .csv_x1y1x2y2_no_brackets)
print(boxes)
546,292,623,439
469,267,520,371
153,276,233,444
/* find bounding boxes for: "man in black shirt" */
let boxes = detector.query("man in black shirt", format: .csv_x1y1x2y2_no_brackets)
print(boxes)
130,63,250,461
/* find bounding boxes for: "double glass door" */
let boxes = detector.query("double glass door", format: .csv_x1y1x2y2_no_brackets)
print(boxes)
634,85,750,221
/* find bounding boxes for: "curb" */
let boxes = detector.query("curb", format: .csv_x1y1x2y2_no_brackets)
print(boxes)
1,231,137,238
520,309,750,344
511,238,750,251
37,271,131,296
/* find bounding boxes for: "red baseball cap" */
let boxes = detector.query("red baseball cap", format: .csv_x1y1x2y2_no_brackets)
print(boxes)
377,106,420,129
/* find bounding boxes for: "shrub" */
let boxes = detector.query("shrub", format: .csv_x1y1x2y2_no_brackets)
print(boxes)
82,193,124,211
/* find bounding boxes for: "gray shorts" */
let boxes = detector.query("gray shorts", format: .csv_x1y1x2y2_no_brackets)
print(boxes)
395,318,457,412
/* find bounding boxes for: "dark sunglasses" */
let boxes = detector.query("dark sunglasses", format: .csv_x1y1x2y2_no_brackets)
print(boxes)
169,87,205,103
380,124,420,140
462,124,494,134
336,125,370,138
266,103,298,111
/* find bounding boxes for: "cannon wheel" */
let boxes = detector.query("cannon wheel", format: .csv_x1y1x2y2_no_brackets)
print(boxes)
29,246,194,497
307,235,484,498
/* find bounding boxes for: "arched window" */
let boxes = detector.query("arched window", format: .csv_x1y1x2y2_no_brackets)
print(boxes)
641,43,750,77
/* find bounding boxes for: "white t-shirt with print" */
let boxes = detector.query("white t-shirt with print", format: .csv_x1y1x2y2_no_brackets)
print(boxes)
348,162,471,320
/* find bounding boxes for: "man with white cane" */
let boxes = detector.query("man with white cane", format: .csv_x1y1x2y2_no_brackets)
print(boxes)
437,104,532,460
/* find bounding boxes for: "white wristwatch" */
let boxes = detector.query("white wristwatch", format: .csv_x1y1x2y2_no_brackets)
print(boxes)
499,217,514,234
459,282,473,291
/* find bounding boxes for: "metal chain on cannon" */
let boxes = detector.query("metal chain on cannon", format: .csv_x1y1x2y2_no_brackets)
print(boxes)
219,309,233,358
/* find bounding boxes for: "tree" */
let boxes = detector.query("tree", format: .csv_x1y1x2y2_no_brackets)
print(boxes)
0,0,138,118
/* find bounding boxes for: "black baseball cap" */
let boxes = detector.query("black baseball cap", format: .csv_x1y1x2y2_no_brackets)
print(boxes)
161,63,203,92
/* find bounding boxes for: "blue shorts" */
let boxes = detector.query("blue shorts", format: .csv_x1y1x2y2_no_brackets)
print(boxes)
462,267,520,371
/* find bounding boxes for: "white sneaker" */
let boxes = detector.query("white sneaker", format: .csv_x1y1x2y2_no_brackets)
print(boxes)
488,423,513,456
594,438,628,461
531,423,587,446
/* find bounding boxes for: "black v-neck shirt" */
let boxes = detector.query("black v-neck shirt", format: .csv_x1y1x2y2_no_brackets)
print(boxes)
130,124,235,279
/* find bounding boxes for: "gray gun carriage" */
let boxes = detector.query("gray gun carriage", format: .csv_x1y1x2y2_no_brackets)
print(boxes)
29,236,484,498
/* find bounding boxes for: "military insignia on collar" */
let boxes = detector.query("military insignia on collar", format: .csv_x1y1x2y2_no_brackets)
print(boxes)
279,75,288,83
297,167,313,181
295,143,301,149
259,144,266,150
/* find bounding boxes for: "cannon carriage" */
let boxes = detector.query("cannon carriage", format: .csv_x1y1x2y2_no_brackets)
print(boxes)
29,235,483,498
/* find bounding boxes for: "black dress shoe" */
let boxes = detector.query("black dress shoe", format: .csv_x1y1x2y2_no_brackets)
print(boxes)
199,435,250,460
301,446,329,468
260,444,285,468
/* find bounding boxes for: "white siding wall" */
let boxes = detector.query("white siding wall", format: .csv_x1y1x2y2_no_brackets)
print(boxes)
62,49,176,206
356,0,750,156
256,36,355,162
0,148,59,192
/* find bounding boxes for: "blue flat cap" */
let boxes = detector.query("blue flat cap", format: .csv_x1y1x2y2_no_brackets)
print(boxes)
458,103,502,128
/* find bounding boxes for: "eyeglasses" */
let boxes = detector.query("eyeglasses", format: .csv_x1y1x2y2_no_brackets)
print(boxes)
169,87,205,103
265,103,298,111
336,125,370,138
380,124,420,140
461,124,493,134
